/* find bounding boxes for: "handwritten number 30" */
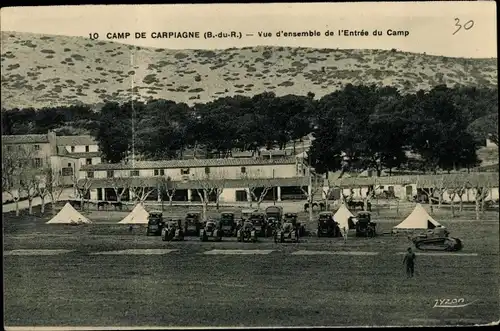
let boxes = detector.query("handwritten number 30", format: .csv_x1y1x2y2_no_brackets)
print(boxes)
453,18,474,35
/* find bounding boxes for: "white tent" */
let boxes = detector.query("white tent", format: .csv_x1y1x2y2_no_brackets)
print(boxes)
393,203,442,231
46,202,92,224
333,204,355,231
119,203,150,224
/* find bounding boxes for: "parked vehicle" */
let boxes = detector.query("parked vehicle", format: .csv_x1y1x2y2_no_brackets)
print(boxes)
248,211,268,237
354,212,377,237
265,206,283,222
283,212,306,237
411,226,463,251
199,220,223,242
241,209,258,221
161,219,185,241
275,222,299,243
146,211,165,236
184,212,202,236
317,211,340,237
219,211,237,236
266,216,280,237
237,221,258,243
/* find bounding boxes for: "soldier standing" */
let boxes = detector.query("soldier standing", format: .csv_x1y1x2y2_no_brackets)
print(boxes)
403,247,416,278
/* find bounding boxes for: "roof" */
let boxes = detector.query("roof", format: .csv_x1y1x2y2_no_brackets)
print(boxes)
56,135,97,146
326,172,499,188
77,176,309,189
81,157,298,171
2,134,49,144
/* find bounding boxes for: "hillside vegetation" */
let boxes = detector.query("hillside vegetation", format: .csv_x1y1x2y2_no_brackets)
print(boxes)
1,31,497,109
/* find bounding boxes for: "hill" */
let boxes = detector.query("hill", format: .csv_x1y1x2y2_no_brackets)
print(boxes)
1,31,497,109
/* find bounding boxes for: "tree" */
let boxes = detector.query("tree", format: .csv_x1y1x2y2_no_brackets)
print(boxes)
43,167,65,215
130,180,155,203
76,177,93,211
247,177,274,209
455,183,469,213
158,176,177,209
446,182,468,218
193,177,217,221
404,86,481,172
2,144,27,216
109,176,130,203
322,178,338,211
135,100,191,160
18,164,41,215
433,176,448,210
35,166,56,215
96,102,132,163
474,185,490,221
468,112,499,147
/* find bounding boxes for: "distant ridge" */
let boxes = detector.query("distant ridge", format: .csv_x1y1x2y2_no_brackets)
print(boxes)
1,31,497,109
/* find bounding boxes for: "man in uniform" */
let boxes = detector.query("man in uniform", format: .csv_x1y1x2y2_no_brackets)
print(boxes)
403,247,416,278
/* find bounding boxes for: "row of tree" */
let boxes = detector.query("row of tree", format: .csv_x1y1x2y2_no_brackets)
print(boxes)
2,84,498,176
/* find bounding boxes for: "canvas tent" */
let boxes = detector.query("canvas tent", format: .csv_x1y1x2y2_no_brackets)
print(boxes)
119,203,150,224
46,202,92,224
393,203,442,232
333,204,355,231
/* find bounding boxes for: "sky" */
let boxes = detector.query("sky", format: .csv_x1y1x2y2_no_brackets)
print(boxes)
1,2,497,58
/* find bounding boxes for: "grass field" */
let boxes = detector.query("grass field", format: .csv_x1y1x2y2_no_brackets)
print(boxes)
3,203,499,327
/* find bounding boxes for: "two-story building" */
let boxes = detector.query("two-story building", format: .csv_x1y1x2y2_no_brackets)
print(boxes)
2,131,103,195
78,157,309,203
53,135,102,185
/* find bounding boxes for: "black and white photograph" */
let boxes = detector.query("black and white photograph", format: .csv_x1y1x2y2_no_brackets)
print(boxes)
1,2,498,329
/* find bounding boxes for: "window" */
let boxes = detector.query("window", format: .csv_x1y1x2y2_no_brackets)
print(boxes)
67,163,72,167
205,167,210,174
34,144,40,151
130,170,140,177
87,171,94,178
181,168,190,175
85,146,89,152
71,146,75,153
62,167,73,176
107,170,114,178
380,186,385,190
6,145,12,151
33,158,42,167
86,158,92,165
154,169,165,176
241,167,246,174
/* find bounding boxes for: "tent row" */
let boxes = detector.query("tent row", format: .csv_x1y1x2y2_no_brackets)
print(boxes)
333,203,443,232
46,202,151,225
47,201,442,232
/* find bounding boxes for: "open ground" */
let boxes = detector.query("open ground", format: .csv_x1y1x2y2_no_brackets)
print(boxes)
3,202,499,327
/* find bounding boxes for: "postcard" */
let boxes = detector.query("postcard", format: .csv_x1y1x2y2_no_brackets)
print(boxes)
1,2,498,330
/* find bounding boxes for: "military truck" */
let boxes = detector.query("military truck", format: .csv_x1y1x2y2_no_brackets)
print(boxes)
237,221,258,243
146,211,165,236
283,212,307,237
317,211,341,237
219,211,237,237
184,212,202,236
248,211,268,237
199,220,223,242
265,206,283,222
354,212,377,237
161,219,185,241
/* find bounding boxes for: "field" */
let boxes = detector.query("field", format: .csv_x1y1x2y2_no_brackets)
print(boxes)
3,202,499,328
1,31,497,109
